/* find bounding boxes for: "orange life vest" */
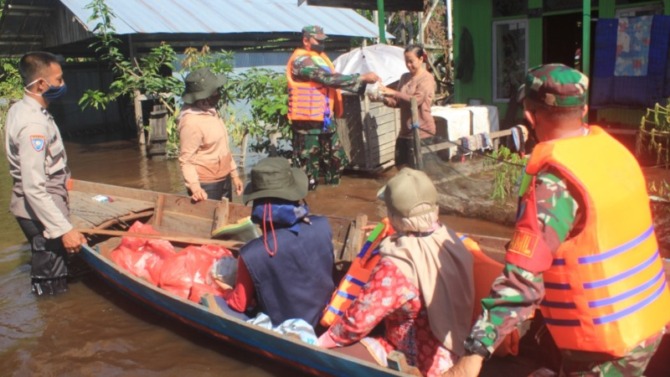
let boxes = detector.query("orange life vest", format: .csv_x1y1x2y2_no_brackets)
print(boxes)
458,233,521,357
520,126,670,356
320,219,393,327
285,48,343,123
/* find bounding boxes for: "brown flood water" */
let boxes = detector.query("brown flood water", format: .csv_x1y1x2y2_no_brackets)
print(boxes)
0,139,512,376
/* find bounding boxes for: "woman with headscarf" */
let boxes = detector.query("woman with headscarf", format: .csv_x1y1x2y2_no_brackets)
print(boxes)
178,68,243,202
215,157,335,328
318,168,475,376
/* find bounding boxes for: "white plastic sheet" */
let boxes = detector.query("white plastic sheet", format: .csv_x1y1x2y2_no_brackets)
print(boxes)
333,44,408,85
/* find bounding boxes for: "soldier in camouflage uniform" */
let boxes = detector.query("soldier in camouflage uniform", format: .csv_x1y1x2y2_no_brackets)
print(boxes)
445,64,669,377
286,25,379,189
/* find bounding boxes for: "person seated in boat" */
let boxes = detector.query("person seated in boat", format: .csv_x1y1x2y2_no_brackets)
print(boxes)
317,168,475,377
178,67,243,202
213,157,335,328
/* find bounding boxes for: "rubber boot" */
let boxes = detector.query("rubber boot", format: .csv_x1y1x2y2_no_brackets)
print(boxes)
31,277,68,296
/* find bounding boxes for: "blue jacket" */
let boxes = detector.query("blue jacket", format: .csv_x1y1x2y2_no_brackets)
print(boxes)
240,215,335,328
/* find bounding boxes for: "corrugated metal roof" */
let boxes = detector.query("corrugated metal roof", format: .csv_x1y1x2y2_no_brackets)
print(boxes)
60,0,382,38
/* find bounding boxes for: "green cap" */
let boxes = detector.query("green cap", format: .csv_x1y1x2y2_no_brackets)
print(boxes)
243,157,308,204
182,68,227,105
302,25,327,40
519,63,589,107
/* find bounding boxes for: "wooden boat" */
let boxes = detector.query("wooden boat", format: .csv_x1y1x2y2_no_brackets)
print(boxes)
68,179,670,377
68,179,408,377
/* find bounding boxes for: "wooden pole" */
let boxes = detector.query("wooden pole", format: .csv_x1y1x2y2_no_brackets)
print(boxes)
77,228,242,250
410,97,423,170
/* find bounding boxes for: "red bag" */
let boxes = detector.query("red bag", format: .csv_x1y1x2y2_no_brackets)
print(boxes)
110,245,163,285
159,245,233,302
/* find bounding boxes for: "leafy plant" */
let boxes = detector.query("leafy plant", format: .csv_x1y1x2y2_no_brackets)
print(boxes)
648,179,670,201
225,68,289,153
81,0,288,157
485,146,526,203
636,99,670,167
0,58,23,130
81,1,182,112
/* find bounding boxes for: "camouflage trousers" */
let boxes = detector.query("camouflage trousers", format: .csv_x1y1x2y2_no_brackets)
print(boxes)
292,129,348,185
558,330,665,377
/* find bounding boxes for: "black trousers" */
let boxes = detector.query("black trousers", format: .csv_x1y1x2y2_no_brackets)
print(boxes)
16,217,69,281
189,176,233,201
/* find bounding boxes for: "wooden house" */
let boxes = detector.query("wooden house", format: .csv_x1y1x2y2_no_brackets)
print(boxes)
0,0,383,143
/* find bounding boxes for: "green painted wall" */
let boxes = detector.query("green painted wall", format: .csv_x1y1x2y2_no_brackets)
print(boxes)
452,0,668,126
453,0,493,105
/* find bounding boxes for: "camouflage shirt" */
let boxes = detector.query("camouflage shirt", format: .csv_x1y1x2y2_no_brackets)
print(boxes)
291,53,363,92
470,171,578,354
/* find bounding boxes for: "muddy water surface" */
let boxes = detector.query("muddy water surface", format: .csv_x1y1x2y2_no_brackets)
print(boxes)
0,139,511,376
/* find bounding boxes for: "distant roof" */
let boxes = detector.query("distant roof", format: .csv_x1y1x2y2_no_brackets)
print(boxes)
302,0,424,12
60,0,380,37
0,0,387,57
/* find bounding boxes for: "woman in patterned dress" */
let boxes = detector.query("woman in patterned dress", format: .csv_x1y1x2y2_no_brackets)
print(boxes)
318,168,475,376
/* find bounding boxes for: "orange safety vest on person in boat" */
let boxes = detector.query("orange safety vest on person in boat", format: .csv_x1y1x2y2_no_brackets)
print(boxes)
285,48,343,123
458,233,521,357
507,125,670,357
320,219,393,327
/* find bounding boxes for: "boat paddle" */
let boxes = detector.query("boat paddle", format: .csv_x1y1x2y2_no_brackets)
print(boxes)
77,228,243,250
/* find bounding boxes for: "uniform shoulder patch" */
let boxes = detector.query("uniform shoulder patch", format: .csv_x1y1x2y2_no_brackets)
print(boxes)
30,134,46,152
508,229,538,258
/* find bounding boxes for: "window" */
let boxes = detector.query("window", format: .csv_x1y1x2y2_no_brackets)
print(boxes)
493,0,527,17
493,20,528,102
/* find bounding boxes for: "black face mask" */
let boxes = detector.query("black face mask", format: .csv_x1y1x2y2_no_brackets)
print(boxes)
311,43,325,53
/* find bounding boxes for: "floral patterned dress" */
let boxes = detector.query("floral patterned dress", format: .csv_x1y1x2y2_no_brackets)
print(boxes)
326,257,458,377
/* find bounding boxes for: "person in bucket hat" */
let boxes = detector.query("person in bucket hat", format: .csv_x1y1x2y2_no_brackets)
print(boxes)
178,68,242,202
214,157,335,328
182,67,227,105
446,64,669,376
318,168,474,376
242,157,308,203
286,25,381,191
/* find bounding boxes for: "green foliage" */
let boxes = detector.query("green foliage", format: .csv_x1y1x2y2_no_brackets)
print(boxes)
225,68,289,152
637,99,670,167
649,179,670,201
0,58,23,130
81,0,182,115
82,0,290,158
485,146,526,203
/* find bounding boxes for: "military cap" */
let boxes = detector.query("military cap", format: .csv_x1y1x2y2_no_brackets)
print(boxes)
519,63,589,107
302,25,327,40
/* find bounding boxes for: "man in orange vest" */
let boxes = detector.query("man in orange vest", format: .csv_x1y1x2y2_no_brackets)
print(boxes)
286,25,379,190
445,64,670,376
